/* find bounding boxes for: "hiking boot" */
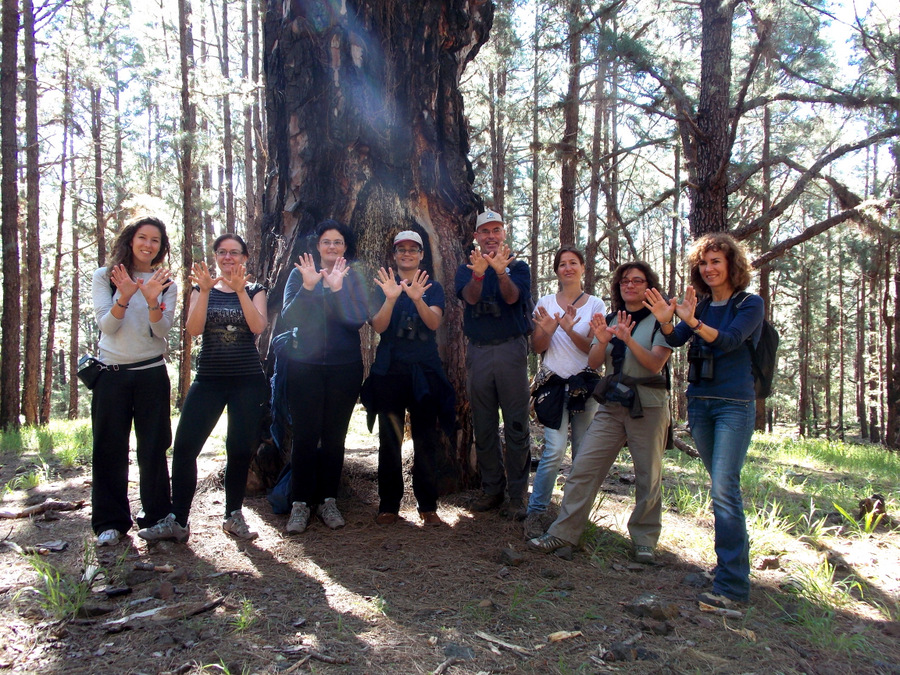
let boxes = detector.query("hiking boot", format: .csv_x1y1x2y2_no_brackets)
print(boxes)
526,533,573,554
317,498,345,529
634,545,655,564
286,501,310,534
470,491,503,512
419,511,443,526
523,511,545,539
223,510,258,541
375,512,399,525
500,497,527,521
697,591,744,609
96,529,122,547
137,514,190,544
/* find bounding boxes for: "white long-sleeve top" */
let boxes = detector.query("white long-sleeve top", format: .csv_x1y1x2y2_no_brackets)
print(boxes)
92,267,178,366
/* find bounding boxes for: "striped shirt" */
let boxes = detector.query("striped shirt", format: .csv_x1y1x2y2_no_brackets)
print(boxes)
195,284,266,379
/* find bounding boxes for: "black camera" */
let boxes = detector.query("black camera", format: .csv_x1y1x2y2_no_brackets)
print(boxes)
605,382,636,408
472,299,502,319
687,343,715,383
396,312,427,341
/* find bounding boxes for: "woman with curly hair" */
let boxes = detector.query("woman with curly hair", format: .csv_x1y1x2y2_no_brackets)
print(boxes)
645,232,764,608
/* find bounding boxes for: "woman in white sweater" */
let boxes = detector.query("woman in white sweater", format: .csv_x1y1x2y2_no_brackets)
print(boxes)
90,216,178,547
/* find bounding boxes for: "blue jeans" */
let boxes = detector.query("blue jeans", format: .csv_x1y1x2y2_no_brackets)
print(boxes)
688,397,755,602
528,396,598,514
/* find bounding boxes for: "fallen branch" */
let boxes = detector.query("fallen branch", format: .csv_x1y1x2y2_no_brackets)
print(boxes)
0,499,85,519
277,645,350,665
433,656,460,674
475,630,534,658
698,601,743,619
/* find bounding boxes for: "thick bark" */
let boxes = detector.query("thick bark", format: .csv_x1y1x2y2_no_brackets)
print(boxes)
584,45,604,295
21,0,40,426
241,0,256,263
0,0,20,429
857,273,867,438
261,0,493,490
755,105,771,431
558,0,580,247
91,86,106,266
529,4,540,303
220,0,235,234
67,131,79,420
487,69,505,216
798,260,809,436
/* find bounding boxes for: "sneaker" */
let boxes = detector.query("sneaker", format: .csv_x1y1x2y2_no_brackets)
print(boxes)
470,491,503,512
96,529,122,547
523,511,545,539
223,510,258,541
419,511,443,526
137,514,190,543
634,545,655,564
500,497,527,521
286,501,311,534
697,591,744,609
317,498,345,529
526,533,573,554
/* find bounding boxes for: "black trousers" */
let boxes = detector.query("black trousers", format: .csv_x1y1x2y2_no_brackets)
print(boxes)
376,372,441,514
90,364,172,534
170,375,269,525
286,360,363,505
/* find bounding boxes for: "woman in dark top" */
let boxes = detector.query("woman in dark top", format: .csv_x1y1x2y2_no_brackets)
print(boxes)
645,232,764,607
363,231,455,526
138,233,268,543
282,220,369,534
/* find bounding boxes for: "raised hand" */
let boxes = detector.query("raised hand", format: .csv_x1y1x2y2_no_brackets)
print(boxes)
402,269,432,302
189,261,220,293
139,267,173,302
674,286,698,323
643,287,676,323
608,311,635,342
486,243,514,274
294,252,322,289
321,256,348,292
374,267,403,300
466,247,489,276
589,313,611,344
109,264,139,299
221,262,251,293
559,303,581,333
534,305,560,335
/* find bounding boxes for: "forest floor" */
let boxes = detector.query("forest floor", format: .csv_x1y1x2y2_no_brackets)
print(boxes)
0,412,898,675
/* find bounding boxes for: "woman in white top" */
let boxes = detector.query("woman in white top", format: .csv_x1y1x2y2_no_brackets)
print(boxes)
90,216,178,547
525,246,606,538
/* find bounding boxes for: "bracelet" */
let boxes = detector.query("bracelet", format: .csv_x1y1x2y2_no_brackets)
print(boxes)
115,300,128,309
497,271,507,276
690,319,704,333
661,318,674,326
148,304,161,311
472,273,485,282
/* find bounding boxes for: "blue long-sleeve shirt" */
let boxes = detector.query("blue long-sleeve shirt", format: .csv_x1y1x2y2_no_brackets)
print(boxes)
666,292,764,401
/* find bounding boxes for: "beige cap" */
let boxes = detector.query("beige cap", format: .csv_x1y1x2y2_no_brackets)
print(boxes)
393,230,423,248
475,209,504,229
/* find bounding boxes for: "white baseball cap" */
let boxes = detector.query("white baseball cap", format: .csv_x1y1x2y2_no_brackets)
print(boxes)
393,230,423,248
475,209,504,229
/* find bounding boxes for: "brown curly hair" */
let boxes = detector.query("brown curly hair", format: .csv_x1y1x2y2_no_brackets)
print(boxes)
687,232,751,296
106,215,170,276
609,261,661,312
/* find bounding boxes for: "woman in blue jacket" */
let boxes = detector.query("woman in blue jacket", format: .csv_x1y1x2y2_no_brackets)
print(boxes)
644,232,764,608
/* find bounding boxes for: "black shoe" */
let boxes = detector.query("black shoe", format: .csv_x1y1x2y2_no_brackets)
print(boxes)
470,492,504,512
500,498,527,521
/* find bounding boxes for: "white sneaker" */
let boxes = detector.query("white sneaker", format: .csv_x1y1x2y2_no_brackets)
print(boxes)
286,501,310,534
317,498,345,529
96,529,121,547
223,510,258,540
137,513,190,543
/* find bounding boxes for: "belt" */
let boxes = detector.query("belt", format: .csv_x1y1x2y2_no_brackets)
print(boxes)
470,335,521,347
103,356,166,371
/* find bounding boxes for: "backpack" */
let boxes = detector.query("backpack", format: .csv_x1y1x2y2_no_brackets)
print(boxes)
695,292,779,399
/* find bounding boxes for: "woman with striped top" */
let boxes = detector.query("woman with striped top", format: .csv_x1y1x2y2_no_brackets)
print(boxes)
138,233,268,543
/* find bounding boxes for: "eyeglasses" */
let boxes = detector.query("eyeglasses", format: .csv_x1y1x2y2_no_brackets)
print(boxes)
477,227,504,236
216,249,244,258
320,239,345,248
394,247,422,255
619,278,647,287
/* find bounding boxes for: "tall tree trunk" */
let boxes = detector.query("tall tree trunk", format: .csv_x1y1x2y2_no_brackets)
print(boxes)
529,3,540,302
241,0,255,261
0,0,20,429
42,58,70,425
838,244,845,441
20,0,40,426
91,86,106,266
889,244,900,448
558,0,580,247
220,0,235,233
113,69,125,230
824,232,833,439
868,250,881,443
668,145,680,299
67,131,79,420
261,0,493,490
487,69,506,216
251,0,264,242
857,272,868,438
755,105,772,430
178,0,198,406
584,44,604,295
798,259,809,436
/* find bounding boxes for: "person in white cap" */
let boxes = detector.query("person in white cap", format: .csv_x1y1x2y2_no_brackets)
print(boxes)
454,208,532,519
361,230,456,527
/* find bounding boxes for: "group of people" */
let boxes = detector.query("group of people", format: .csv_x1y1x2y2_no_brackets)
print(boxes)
90,208,763,609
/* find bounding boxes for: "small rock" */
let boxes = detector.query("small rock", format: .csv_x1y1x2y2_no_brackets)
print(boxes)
166,568,189,584
500,548,525,566
623,593,679,621
554,546,574,561
539,568,560,579
682,572,712,588
755,556,780,570
443,643,476,660
626,563,646,571
103,587,132,598
153,581,176,601
640,618,671,635
477,598,494,608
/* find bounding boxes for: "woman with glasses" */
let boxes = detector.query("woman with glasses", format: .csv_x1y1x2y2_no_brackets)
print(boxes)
524,246,606,539
138,234,268,543
528,262,672,565
282,220,370,534
90,215,177,547
645,233,763,608
362,231,455,526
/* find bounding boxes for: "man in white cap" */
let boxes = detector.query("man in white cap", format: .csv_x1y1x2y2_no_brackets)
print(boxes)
454,208,532,519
